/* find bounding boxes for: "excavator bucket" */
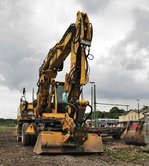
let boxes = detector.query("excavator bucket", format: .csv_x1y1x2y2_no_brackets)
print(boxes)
122,121,145,145
33,131,103,154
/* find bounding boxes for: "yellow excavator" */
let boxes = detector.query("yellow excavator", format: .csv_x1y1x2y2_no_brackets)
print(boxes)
17,11,103,154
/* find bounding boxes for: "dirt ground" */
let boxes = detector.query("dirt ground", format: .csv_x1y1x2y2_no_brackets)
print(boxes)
0,128,149,166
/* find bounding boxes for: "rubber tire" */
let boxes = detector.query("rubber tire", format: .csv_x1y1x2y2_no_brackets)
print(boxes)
22,123,30,146
30,135,36,146
17,124,22,142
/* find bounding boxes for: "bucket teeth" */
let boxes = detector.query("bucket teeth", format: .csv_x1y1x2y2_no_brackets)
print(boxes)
122,121,145,145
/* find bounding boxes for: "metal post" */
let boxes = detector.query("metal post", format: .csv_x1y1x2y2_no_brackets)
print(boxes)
126,105,129,112
91,85,93,126
89,81,96,127
93,83,97,127
137,99,140,120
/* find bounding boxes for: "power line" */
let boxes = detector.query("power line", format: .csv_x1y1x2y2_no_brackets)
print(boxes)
96,102,129,111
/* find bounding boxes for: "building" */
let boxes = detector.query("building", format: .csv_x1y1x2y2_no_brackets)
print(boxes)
119,106,149,127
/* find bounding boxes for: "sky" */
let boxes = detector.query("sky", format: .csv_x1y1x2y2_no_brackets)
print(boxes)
0,0,149,118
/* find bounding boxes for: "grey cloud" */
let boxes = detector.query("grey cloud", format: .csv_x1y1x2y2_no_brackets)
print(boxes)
0,0,38,90
92,8,149,100
78,0,110,14
113,8,149,71
96,69,149,99
0,0,149,103
0,0,59,91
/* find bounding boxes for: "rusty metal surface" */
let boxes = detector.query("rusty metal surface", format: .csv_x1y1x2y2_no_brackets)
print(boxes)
33,131,103,154
89,127,125,137
122,121,145,145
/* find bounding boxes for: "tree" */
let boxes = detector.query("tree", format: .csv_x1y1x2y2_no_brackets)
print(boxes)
109,107,126,119
85,107,126,120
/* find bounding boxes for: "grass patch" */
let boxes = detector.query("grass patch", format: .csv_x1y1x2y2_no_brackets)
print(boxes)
0,126,15,132
110,149,149,161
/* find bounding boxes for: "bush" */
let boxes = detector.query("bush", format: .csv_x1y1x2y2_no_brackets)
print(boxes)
0,118,17,127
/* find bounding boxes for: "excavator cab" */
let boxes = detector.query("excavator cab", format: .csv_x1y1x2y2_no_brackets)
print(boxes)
55,82,68,113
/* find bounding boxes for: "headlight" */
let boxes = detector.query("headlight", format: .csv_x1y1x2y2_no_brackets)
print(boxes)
31,116,35,120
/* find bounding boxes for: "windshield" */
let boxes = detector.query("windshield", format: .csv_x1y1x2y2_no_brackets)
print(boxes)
57,84,68,103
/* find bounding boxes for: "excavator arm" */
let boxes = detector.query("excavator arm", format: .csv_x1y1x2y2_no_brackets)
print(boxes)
36,11,93,118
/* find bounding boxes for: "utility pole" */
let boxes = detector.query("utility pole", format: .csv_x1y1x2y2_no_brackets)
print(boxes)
93,83,97,127
126,105,129,112
91,85,94,125
89,82,96,127
137,99,140,120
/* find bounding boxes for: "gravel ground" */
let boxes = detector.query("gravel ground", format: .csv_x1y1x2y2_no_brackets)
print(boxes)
0,128,149,166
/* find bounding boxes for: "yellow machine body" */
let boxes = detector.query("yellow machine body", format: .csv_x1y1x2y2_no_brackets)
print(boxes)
34,131,103,154
17,11,103,154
